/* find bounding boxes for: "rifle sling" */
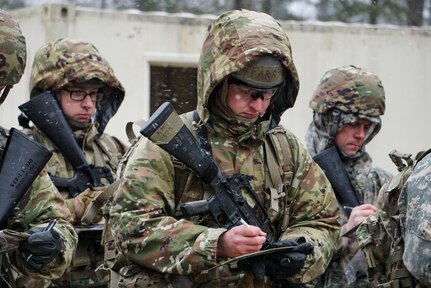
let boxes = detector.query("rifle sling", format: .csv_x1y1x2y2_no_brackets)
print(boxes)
81,180,121,224
125,119,147,144
264,134,283,213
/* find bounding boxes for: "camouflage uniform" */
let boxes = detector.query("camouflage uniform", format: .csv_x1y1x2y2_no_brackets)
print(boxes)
305,66,392,287
19,38,126,287
0,9,77,287
398,153,431,286
355,149,431,288
109,9,340,287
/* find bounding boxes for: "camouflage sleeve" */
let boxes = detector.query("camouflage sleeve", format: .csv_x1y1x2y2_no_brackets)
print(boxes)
279,133,341,283
9,170,78,279
110,137,226,275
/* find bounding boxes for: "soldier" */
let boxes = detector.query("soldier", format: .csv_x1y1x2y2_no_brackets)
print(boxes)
305,65,392,287
18,38,126,287
355,146,431,288
0,9,77,287
397,152,431,287
109,9,340,287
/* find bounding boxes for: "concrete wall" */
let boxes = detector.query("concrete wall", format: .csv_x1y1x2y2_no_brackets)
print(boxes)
7,4,431,173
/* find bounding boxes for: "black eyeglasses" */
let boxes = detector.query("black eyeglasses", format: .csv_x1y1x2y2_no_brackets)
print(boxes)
63,88,104,102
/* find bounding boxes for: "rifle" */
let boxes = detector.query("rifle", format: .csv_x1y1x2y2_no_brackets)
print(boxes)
140,102,274,247
313,146,359,217
0,128,52,227
140,102,315,280
18,91,114,197
0,128,52,252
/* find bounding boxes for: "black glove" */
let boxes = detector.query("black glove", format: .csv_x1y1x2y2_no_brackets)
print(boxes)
237,238,314,280
264,238,314,279
18,227,63,272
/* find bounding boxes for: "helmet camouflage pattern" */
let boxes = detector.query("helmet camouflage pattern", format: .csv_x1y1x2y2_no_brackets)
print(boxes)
0,9,26,87
29,38,125,134
309,65,385,116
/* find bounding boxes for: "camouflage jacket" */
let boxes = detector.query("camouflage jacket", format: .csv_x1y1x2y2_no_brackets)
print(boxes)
109,9,340,287
21,37,126,224
18,37,126,287
0,126,78,281
23,124,125,224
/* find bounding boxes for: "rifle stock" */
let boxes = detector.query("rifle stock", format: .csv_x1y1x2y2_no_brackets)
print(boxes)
140,102,273,246
0,128,52,228
19,91,113,197
313,146,359,216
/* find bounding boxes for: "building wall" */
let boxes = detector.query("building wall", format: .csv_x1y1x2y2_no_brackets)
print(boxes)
7,4,431,173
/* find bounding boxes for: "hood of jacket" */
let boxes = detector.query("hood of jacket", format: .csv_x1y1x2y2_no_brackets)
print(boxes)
29,38,125,134
196,9,299,128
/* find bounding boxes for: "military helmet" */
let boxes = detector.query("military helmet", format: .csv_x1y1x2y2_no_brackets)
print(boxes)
0,9,26,88
309,65,385,117
231,55,286,88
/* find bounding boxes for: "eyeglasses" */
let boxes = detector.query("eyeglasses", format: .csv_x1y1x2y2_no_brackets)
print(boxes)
63,88,104,102
228,77,281,102
233,84,279,101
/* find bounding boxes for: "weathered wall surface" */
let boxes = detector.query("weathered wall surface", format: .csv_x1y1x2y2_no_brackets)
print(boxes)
7,4,431,173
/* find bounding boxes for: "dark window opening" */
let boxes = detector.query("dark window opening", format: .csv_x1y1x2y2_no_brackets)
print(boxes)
150,65,197,115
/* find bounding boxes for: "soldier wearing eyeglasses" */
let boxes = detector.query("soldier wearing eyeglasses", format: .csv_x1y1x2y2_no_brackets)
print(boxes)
17,38,126,288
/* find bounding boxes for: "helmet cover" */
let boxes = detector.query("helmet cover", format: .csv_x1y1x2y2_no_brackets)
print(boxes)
310,65,385,116
0,9,26,88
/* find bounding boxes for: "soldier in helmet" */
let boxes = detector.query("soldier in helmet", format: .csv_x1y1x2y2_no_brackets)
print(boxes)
108,9,340,287
305,65,392,287
0,9,77,287
17,38,126,287
378,151,431,287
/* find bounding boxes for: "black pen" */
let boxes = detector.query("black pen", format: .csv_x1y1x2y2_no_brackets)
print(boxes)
25,219,57,262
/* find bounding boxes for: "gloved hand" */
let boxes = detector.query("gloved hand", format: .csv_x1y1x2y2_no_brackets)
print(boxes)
264,238,314,279
237,238,314,280
18,227,63,272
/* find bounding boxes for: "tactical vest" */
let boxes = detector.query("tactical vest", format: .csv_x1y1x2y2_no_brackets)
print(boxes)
101,112,296,287
360,149,431,288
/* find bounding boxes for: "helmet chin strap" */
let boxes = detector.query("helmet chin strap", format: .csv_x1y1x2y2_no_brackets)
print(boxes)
329,109,341,141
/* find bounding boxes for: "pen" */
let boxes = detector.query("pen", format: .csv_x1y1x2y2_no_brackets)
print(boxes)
25,219,57,262
239,218,249,226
